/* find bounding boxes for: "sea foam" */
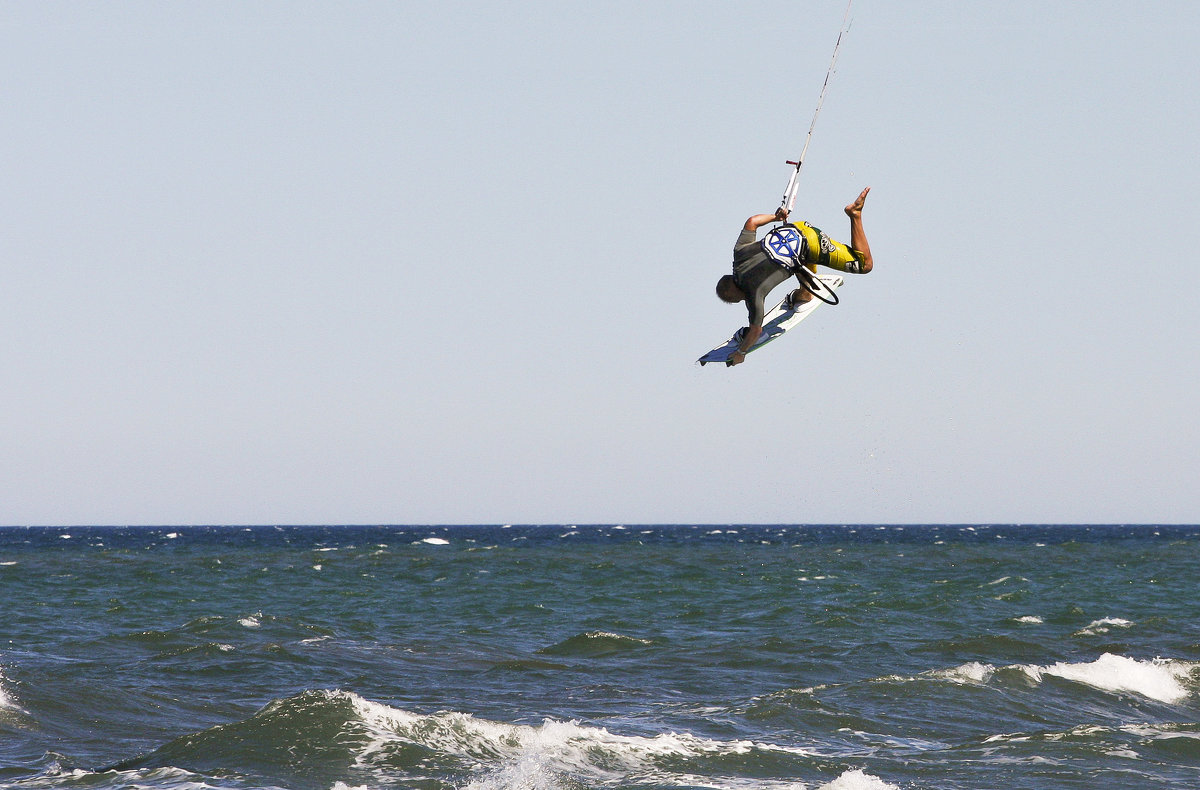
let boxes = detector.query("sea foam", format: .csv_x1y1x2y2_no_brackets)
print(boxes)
820,769,900,790
1074,617,1134,636
934,654,1195,704
340,691,816,788
1023,654,1194,704
932,662,995,685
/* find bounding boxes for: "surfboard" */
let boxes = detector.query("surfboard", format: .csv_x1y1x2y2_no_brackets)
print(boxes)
698,273,843,366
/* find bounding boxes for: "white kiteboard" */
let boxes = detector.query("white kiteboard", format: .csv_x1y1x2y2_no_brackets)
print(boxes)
698,273,843,366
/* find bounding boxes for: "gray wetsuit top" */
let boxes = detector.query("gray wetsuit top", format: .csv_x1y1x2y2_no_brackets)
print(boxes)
732,227,791,326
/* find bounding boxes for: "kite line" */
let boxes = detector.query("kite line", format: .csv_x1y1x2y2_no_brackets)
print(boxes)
779,0,855,215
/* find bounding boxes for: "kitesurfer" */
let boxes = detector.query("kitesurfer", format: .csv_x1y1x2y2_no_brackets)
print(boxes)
715,187,874,366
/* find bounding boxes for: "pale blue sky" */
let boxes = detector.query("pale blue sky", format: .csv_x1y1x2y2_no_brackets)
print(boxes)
2,1,1197,525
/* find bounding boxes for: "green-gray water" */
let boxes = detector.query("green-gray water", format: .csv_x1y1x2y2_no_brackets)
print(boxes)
2,525,1198,790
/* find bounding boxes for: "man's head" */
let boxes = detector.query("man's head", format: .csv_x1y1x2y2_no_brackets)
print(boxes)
716,275,745,304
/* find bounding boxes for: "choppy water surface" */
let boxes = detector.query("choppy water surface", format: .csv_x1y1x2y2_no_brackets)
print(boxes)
2,524,1198,790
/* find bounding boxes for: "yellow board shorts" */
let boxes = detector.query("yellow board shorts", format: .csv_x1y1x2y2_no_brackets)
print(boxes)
794,221,866,274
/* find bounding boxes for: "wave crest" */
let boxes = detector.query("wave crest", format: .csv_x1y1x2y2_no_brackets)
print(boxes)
929,654,1196,704
820,769,900,790
0,671,17,713
536,631,654,658
1021,653,1195,704
111,690,827,790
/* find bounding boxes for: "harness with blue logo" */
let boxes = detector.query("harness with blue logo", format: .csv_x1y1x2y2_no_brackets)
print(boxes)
761,224,807,272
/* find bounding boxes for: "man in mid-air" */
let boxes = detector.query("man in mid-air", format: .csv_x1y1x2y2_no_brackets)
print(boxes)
715,187,874,366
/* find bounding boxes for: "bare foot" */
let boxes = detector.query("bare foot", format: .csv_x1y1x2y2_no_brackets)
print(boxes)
845,186,871,218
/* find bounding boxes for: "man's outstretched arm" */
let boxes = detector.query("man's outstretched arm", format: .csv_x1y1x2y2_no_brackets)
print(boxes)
743,207,789,232
727,324,762,366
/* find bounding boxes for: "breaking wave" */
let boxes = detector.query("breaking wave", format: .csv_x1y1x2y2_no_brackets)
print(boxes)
536,631,655,658
0,668,15,711
1022,654,1195,704
760,653,1198,721
1074,617,1135,637
97,690,885,790
933,654,1197,704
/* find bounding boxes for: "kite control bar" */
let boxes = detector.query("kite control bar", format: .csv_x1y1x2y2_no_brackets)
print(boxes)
780,160,803,216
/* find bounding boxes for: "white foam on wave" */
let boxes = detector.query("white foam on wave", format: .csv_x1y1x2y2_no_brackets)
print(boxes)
339,691,814,789
1022,653,1194,704
1074,617,1134,636
1119,722,1200,742
0,670,14,710
819,769,899,790
1013,615,1043,624
930,654,1196,704
67,765,222,790
931,661,995,685
986,721,1200,754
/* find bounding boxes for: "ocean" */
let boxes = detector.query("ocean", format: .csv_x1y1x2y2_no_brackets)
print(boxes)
1,525,1198,790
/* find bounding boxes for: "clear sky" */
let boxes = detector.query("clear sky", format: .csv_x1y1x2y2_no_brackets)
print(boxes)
2,1,1198,526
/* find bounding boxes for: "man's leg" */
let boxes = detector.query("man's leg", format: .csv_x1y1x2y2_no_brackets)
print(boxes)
844,187,873,273
788,286,812,307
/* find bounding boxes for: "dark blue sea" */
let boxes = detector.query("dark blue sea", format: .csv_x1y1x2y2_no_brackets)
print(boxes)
2,525,1199,790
